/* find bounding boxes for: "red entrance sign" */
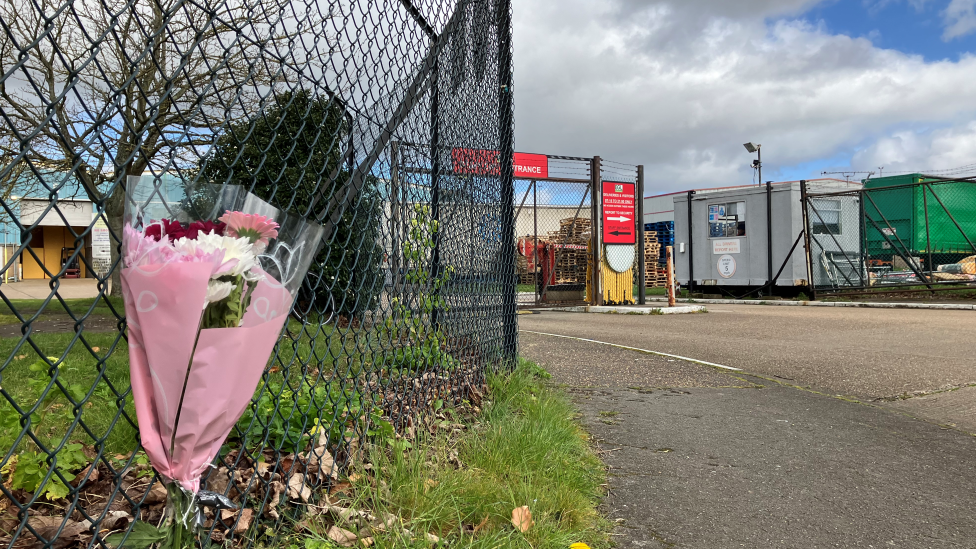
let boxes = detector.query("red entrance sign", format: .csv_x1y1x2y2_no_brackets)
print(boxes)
451,148,549,179
602,181,636,245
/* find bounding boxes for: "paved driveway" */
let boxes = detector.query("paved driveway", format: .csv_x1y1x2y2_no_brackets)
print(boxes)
518,307,976,548
521,304,976,432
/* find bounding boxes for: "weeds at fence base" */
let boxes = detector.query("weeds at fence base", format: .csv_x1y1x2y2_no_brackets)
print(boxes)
275,359,608,549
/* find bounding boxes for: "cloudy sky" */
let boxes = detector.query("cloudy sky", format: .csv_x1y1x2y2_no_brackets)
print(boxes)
512,0,976,193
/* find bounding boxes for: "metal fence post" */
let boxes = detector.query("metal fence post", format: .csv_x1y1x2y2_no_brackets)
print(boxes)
430,59,442,329
590,156,603,305
533,181,539,305
637,165,645,304
686,190,695,295
766,180,773,296
800,180,816,300
498,0,518,362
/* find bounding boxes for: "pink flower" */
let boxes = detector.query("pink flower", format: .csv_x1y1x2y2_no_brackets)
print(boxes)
123,225,179,267
218,211,279,246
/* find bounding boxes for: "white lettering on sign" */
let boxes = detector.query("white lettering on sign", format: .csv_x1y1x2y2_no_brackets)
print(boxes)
717,255,736,278
712,239,740,254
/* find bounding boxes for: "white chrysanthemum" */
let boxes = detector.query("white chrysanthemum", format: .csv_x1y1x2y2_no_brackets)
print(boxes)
206,280,235,304
174,233,257,277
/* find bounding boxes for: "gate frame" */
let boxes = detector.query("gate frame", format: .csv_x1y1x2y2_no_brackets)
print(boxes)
801,175,976,298
509,154,644,307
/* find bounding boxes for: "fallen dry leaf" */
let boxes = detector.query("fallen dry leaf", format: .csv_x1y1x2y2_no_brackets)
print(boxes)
144,482,167,504
287,474,312,502
424,479,439,491
425,533,440,543
228,508,254,533
473,515,490,533
359,537,374,547
327,525,358,547
265,481,285,519
329,481,353,497
348,473,362,483
91,346,100,352
511,506,533,533
370,512,398,532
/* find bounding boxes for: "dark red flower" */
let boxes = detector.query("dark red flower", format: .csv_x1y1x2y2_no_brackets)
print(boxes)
184,220,226,240
161,218,187,240
144,223,162,242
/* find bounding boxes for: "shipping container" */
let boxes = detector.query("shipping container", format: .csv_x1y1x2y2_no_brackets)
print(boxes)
863,174,976,258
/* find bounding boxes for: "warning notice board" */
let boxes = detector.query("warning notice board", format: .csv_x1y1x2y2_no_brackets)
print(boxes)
602,181,636,245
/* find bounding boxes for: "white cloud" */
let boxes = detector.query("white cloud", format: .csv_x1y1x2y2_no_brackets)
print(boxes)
513,0,976,193
943,0,976,40
852,122,976,175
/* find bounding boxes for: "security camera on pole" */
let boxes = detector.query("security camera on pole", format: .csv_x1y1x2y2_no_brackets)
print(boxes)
744,142,761,186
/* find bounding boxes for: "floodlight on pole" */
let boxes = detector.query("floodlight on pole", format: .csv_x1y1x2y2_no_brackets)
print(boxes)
743,142,759,154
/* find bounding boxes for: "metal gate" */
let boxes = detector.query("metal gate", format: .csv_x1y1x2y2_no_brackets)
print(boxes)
513,156,643,307
514,156,593,306
802,176,976,297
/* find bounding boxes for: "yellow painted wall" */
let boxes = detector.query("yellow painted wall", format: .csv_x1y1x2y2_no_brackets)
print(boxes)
585,243,634,305
601,262,633,305
21,227,86,279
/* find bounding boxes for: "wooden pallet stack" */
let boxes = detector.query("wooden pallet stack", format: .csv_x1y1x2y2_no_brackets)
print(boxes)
516,253,533,285
549,217,591,284
644,231,668,287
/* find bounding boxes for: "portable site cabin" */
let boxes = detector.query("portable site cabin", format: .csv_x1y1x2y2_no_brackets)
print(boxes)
862,174,976,263
671,179,860,295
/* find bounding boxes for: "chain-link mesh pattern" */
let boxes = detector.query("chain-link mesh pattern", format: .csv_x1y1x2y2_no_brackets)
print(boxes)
804,177,976,295
0,0,516,546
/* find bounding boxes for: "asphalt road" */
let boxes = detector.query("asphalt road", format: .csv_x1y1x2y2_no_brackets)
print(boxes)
520,304,976,432
518,307,976,548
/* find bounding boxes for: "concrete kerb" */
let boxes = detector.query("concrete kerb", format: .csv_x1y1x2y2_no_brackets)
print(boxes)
536,304,707,315
647,297,976,311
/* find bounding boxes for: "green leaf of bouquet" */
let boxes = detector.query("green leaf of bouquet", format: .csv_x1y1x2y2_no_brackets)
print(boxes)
104,521,170,549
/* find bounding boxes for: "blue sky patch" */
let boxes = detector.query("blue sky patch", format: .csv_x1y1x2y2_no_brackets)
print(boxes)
792,0,976,61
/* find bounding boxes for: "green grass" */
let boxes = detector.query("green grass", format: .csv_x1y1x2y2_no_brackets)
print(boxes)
0,295,124,319
0,331,137,455
294,359,608,549
0,311,360,457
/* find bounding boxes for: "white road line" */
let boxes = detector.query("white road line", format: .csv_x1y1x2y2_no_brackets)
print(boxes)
520,330,742,372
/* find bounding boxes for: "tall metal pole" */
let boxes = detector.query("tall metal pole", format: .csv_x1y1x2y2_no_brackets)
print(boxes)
766,180,773,296
637,165,646,304
430,61,442,329
860,189,868,287
533,181,538,306
922,184,934,282
591,156,603,305
497,0,518,362
390,141,401,292
686,190,695,295
800,180,816,300
758,146,762,188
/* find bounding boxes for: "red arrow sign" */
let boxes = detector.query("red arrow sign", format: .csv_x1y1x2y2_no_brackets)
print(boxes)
602,181,636,245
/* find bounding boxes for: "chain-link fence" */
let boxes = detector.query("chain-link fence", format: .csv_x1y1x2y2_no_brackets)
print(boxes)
0,0,516,546
804,176,976,296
